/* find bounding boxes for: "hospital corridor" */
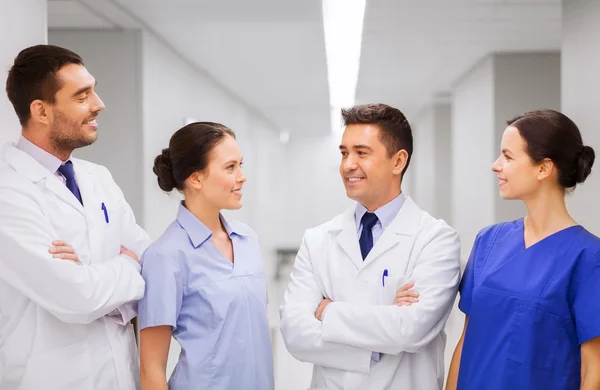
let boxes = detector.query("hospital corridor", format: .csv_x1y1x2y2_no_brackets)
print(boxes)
1,0,600,389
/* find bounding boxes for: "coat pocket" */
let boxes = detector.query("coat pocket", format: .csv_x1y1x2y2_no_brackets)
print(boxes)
506,305,564,371
19,339,92,390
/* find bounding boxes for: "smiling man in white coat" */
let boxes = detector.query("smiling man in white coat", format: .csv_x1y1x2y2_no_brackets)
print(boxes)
280,103,461,390
0,45,150,389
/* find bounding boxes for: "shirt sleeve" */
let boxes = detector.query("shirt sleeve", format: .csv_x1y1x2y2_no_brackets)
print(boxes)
572,250,600,344
138,249,183,330
458,229,486,316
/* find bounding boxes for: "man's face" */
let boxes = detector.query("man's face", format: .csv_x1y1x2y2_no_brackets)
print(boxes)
339,124,402,210
47,64,105,151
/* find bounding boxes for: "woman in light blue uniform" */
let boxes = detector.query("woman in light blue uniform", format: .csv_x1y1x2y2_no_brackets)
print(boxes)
447,110,600,389
138,122,273,390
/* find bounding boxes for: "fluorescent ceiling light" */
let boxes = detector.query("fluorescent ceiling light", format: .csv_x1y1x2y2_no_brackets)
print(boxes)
322,0,366,134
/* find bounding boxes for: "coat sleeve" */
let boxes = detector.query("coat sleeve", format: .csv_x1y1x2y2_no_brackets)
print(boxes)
279,230,372,373
321,222,461,354
99,166,152,325
0,186,145,324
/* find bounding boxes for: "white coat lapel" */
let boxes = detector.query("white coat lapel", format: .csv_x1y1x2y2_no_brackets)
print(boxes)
363,197,421,266
72,160,105,264
328,208,364,271
2,144,84,215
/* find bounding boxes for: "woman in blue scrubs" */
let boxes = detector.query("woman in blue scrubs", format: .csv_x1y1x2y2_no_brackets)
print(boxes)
447,110,600,390
138,122,273,390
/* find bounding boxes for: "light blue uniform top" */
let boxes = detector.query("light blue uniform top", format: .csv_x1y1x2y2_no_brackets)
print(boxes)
138,203,274,390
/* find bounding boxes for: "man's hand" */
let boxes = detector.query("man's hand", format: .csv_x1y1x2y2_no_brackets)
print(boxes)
315,298,332,321
120,246,140,264
49,240,80,264
394,282,419,306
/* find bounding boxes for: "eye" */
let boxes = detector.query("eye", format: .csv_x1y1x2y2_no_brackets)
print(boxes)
357,151,366,156
239,161,244,167
341,151,348,157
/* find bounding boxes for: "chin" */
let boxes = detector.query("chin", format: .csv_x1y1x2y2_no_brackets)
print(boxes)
227,202,243,210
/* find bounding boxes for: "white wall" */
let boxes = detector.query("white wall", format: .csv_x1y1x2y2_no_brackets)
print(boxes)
48,30,145,221
0,0,47,147
493,52,561,224
412,102,452,224
562,0,600,235
435,104,453,224
413,108,437,214
451,56,496,262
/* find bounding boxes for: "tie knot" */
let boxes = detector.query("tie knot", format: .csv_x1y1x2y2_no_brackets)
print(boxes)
58,160,76,181
361,212,379,230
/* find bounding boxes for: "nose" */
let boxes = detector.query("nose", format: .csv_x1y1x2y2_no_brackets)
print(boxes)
491,157,502,173
237,170,246,184
342,154,358,172
92,91,105,112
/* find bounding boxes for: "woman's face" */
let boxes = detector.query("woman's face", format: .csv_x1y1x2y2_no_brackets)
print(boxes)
492,126,545,200
196,135,246,210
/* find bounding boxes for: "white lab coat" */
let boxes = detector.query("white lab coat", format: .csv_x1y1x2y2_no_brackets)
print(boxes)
280,197,461,390
0,143,150,390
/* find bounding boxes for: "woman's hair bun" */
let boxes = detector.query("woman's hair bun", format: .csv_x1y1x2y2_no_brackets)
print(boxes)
576,145,595,184
153,148,176,192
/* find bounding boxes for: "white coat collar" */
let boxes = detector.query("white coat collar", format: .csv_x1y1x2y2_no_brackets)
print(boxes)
324,196,423,271
2,143,91,215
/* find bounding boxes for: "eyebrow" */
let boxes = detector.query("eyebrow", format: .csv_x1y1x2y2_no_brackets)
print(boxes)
339,145,373,151
223,159,242,166
72,81,97,98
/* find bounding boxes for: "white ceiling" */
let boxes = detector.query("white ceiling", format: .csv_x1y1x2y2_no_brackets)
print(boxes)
48,0,562,135
356,0,562,120
48,0,330,136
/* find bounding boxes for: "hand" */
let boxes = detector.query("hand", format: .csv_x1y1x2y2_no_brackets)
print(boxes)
49,240,80,264
120,246,140,264
315,298,332,321
394,282,419,306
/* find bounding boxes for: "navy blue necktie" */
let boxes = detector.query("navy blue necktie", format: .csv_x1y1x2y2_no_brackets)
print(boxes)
58,161,83,205
359,212,379,260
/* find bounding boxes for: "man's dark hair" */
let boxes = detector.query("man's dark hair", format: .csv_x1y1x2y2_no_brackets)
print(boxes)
341,103,413,177
6,44,84,125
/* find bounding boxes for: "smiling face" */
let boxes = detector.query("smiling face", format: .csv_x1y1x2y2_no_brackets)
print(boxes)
45,64,105,152
195,135,246,210
492,126,551,200
339,123,406,211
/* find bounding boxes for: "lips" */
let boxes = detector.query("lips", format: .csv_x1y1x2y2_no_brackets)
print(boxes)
346,177,365,183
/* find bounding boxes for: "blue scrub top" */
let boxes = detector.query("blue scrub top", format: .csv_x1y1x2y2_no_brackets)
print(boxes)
138,204,274,390
458,219,600,390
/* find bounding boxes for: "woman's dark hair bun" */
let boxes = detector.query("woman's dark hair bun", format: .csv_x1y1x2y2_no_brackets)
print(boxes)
576,145,595,184
153,148,176,192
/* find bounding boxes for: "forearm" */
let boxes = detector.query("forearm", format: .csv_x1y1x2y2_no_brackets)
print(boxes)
140,365,168,390
446,337,464,390
321,302,450,354
280,303,372,373
581,369,600,390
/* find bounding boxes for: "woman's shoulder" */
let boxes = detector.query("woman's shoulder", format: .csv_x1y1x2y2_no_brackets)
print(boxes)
141,221,188,265
475,219,522,243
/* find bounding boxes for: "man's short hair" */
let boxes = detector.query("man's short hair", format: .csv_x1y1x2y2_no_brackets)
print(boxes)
341,103,413,177
6,44,84,125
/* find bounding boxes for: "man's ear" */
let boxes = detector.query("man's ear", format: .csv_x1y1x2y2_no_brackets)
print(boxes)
29,99,52,126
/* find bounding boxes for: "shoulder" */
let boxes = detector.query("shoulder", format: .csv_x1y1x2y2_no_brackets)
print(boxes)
141,221,187,270
475,219,521,244
301,208,352,244
571,227,600,269
72,158,115,182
